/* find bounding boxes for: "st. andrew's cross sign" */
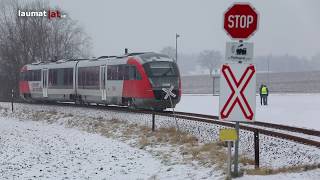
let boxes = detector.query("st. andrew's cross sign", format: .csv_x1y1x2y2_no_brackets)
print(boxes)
219,63,256,121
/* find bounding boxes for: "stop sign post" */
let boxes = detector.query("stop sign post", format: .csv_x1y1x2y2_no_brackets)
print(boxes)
221,2,259,177
224,3,259,39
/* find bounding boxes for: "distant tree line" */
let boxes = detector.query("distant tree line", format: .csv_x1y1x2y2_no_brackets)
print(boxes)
255,54,320,72
160,46,222,76
0,0,91,100
160,46,320,76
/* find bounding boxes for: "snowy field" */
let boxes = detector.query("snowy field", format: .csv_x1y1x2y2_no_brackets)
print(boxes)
0,117,162,179
176,94,320,131
0,116,221,180
0,103,224,179
1,101,320,179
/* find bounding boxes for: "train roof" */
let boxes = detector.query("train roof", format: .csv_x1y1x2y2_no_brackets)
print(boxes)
25,52,173,67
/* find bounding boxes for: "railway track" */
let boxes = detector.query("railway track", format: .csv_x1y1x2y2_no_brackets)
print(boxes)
7,101,320,148
157,110,320,148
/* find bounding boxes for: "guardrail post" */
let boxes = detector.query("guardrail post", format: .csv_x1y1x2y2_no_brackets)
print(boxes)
234,122,240,176
11,89,14,112
254,129,259,168
152,113,155,131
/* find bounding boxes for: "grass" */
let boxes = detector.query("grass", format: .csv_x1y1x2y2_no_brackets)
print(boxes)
153,127,198,146
139,136,150,149
195,143,227,168
239,156,255,166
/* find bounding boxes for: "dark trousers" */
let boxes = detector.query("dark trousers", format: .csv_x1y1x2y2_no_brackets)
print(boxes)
260,95,268,105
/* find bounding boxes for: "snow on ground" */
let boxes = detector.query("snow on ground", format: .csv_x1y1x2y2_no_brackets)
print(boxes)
0,102,319,179
0,116,223,180
238,168,320,180
1,101,319,169
0,104,223,180
0,117,163,179
176,94,320,131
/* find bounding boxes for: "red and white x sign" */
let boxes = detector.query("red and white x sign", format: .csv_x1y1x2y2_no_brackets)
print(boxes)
219,63,256,121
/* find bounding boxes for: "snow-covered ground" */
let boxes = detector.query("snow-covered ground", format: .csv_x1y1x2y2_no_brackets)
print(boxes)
0,117,162,179
0,104,224,179
0,101,320,179
176,94,320,131
238,169,320,180
0,116,222,180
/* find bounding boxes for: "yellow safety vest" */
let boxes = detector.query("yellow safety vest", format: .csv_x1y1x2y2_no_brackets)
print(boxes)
261,86,267,95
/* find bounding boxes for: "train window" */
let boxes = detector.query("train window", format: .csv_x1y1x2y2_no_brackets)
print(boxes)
49,69,58,86
128,66,135,80
63,68,73,87
107,66,112,80
36,70,41,81
107,65,118,80
118,65,125,80
136,68,142,80
128,65,141,80
106,65,141,80
31,71,35,81
112,66,118,80
78,68,85,88
20,72,27,81
48,68,73,89
78,66,99,89
25,70,41,81
143,62,178,77
123,65,130,80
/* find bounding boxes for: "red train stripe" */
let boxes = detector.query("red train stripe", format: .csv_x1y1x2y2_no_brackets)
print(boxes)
122,58,154,98
19,65,30,94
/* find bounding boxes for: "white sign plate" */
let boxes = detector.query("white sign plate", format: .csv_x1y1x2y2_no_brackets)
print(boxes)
219,63,256,122
225,42,254,63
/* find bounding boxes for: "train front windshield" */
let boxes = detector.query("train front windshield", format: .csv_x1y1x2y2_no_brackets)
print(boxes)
143,61,180,101
143,61,179,77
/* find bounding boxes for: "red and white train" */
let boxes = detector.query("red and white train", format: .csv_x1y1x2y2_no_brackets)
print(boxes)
19,52,181,110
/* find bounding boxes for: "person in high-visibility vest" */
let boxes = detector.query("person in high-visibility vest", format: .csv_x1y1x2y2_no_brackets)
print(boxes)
259,84,269,105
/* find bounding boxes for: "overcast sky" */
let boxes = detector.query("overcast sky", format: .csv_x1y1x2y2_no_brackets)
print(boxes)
50,0,320,58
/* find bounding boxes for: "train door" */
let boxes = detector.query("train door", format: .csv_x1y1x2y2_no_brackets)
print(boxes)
42,69,48,98
100,65,107,101
106,65,123,104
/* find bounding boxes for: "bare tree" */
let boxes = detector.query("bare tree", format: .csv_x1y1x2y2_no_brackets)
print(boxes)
0,0,92,100
198,50,222,76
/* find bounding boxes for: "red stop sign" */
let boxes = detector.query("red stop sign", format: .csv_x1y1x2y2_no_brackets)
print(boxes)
224,3,259,39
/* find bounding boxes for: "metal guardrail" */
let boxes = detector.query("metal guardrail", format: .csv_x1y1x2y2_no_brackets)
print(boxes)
149,111,320,168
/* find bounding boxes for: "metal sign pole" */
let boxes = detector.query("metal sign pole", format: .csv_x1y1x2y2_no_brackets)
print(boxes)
152,113,155,131
11,89,14,112
169,95,179,131
234,121,240,176
162,85,178,131
220,128,237,179
227,141,232,179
